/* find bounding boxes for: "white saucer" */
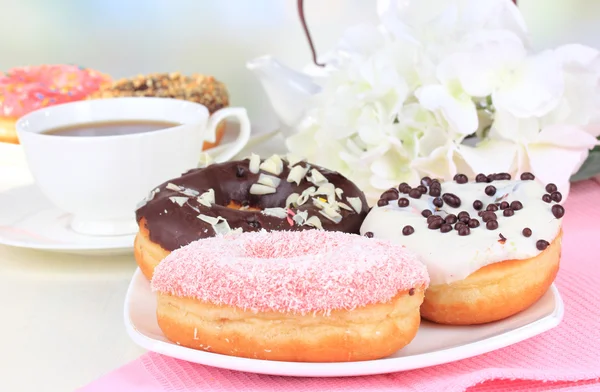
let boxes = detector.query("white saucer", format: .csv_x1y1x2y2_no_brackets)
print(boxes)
124,268,564,377
0,183,136,255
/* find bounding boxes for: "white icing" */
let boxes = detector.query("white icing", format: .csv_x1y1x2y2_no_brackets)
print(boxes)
360,180,563,285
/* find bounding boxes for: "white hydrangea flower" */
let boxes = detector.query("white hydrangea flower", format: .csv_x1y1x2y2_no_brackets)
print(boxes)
283,0,600,204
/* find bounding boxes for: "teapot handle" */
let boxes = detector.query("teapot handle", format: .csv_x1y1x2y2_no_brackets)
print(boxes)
297,0,325,68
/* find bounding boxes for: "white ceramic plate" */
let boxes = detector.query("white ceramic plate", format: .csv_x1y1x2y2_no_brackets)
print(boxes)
0,123,279,256
124,268,564,377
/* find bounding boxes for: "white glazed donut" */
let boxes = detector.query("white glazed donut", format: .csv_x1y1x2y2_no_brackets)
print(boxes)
360,172,564,325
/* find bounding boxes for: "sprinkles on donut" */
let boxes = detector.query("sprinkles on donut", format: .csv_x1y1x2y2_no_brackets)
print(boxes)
360,172,564,325
134,153,370,279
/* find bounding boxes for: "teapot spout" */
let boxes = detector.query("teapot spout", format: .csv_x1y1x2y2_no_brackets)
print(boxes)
247,55,322,130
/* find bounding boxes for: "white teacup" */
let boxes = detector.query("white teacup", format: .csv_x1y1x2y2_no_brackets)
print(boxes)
16,97,251,236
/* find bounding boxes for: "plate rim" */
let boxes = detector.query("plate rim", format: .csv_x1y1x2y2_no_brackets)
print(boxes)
123,268,564,377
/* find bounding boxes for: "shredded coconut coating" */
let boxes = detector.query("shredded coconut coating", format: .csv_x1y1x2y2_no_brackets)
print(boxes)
151,230,429,315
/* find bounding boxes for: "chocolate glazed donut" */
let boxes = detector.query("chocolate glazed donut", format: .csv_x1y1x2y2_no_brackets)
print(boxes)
134,154,369,279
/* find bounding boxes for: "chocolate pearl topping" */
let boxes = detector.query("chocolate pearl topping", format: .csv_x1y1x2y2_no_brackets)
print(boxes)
552,204,565,219
473,200,483,210
486,204,499,211
427,215,443,225
454,222,466,230
486,220,499,230
428,220,443,230
445,214,458,224
409,188,422,199
485,185,497,196
545,183,558,193
522,228,532,237
421,209,433,218
402,225,415,236
442,193,461,208
482,211,497,222
457,211,470,219
551,191,562,203
377,199,389,207
433,197,443,207
510,201,523,210
454,174,468,184
458,226,471,236
398,182,411,193
421,176,432,186
493,173,512,181
475,173,488,183
364,232,374,238
499,201,510,210
542,194,552,203
429,187,441,197
440,224,453,233
468,219,480,228
503,208,515,217
398,198,409,208
520,172,535,180
416,185,428,194
536,239,550,250
380,189,399,201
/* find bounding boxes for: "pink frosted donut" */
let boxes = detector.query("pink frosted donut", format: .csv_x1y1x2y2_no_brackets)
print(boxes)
0,65,111,144
151,230,429,362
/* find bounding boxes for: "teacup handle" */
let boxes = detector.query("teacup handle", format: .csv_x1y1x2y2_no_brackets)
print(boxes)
205,107,251,163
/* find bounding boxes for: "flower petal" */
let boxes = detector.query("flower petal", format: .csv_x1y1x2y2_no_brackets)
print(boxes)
493,50,564,118
416,84,478,135
535,124,599,150
459,138,518,174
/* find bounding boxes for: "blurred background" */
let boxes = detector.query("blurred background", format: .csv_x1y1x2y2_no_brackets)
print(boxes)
1,0,599,131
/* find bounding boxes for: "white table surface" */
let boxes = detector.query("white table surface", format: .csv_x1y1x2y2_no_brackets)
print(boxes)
0,133,285,392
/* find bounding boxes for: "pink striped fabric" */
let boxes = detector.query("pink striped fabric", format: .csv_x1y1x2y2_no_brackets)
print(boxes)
80,180,600,392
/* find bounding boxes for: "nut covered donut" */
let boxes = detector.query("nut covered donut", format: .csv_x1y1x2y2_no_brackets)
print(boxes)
360,172,564,325
151,230,429,362
135,154,369,279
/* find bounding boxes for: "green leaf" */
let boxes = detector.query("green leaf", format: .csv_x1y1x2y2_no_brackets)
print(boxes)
571,146,600,182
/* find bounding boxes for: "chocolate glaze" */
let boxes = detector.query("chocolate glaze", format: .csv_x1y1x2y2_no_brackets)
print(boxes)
135,158,369,251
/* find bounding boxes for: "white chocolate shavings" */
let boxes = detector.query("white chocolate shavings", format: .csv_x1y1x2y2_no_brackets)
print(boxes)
197,214,222,225
293,210,308,225
312,197,329,210
179,187,200,197
136,188,160,209
338,202,353,211
197,189,215,207
286,193,300,207
287,165,309,185
286,153,306,167
319,205,343,223
249,184,276,195
197,153,214,168
315,183,336,204
307,168,328,187
259,154,284,175
249,153,261,174
297,186,317,205
257,173,281,188
166,183,181,191
262,208,288,219
169,196,188,206
335,188,344,199
304,215,323,229
213,219,234,236
347,197,363,213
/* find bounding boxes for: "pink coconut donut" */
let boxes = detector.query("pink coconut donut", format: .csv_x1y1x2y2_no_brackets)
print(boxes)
151,230,429,362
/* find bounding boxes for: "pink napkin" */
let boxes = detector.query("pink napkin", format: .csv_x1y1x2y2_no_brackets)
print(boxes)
80,180,600,392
